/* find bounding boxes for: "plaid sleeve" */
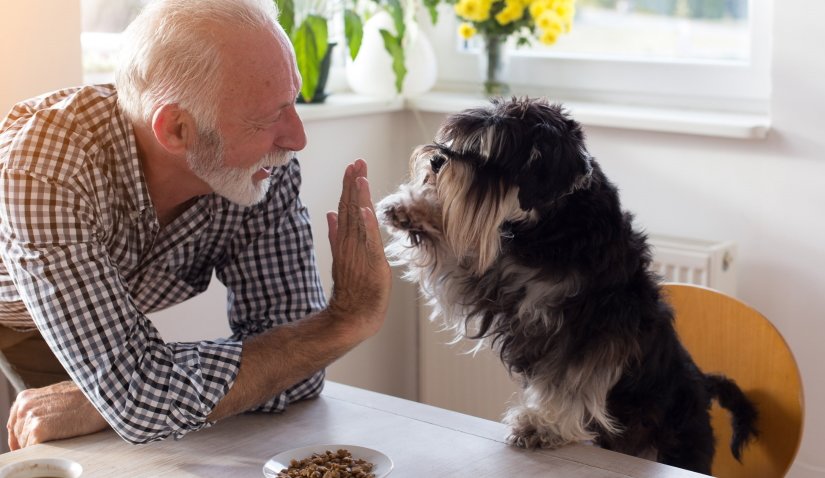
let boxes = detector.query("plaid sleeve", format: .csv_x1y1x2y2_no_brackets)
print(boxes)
216,158,327,412
0,165,243,444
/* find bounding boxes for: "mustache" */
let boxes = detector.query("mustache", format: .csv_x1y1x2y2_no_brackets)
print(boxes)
262,149,295,169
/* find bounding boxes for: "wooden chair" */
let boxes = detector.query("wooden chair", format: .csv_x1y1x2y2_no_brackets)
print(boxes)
663,283,804,478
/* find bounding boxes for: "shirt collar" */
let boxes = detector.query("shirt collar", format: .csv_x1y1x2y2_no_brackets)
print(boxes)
108,93,155,218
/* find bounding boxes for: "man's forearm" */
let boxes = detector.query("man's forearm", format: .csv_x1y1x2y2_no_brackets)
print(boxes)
207,309,363,421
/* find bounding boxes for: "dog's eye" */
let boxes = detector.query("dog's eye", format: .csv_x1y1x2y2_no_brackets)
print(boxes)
430,155,446,174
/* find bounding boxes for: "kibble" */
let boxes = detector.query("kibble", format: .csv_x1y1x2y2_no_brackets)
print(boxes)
277,448,376,478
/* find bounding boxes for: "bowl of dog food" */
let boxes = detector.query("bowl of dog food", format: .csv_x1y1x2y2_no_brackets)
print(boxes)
263,444,392,478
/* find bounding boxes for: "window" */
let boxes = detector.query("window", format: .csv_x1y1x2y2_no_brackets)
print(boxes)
543,0,750,62
434,0,771,114
80,0,352,89
80,0,150,84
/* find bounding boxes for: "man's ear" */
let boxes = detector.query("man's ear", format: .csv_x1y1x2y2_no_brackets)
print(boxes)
151,104,194,155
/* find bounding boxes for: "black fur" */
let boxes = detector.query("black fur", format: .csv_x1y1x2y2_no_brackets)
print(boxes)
379,97,758,474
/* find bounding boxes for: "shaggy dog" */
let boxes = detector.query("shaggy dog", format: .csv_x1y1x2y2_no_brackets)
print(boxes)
376,97,757,474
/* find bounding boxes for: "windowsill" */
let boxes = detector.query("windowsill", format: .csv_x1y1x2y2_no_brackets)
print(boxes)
298,91,771,140
296,94,405,121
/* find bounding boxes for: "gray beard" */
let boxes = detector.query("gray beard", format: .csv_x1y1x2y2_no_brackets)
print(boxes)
186,128,293,206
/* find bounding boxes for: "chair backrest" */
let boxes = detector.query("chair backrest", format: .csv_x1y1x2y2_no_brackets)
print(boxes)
664,283,804,478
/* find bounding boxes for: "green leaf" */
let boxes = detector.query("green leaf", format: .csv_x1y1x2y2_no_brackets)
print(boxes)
293,15,328,102
344,9,364,60
305,15,329,61
379,29,406,94
273,0,295,35
385,0,405,41
423,0,440,24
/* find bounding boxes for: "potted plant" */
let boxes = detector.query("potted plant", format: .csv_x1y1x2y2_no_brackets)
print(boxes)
276,0,443,100
274,0,366,103
347,0,442,96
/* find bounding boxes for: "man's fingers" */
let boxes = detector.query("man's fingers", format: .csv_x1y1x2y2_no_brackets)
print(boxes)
336,160,371,246
3,381,109,450
8,394,26,451
7,397,19,450
7,396,17,427
337,164,354,236
353,158,367,180
364,206,384,243
354,177,386,256
333,159,385,266
23,420,43,448
346,170,363,238
326,212,339,245
355,176,372,208
360,207,381,257
14,409,30,451
19,414,33,448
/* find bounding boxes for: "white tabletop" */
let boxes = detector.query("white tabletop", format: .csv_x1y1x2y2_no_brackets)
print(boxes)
0,381,707,477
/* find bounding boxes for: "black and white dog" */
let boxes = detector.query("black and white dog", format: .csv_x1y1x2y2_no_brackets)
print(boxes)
377,97,757,473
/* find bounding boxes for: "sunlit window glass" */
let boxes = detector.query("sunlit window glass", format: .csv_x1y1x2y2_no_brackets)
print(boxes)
80,0,348,84
80,0,151,84
538,0,750,63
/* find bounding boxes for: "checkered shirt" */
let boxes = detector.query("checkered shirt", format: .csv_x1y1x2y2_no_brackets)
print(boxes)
0,84,327,444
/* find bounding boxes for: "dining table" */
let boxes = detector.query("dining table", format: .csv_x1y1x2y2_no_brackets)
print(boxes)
0,381,708,477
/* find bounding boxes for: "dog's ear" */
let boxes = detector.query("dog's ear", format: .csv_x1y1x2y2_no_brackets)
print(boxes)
516,104,592,211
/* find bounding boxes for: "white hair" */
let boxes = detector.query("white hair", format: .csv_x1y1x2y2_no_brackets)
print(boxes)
115,0,284,131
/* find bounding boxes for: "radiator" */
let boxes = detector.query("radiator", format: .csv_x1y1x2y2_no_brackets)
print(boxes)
417,234,738,421
648,234,737,295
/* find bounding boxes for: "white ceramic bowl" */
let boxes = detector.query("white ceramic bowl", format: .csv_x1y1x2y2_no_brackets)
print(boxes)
0,458,82,478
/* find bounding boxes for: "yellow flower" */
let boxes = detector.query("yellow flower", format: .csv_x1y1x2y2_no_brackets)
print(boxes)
536,9,564,34
495,0,526,25
554,2,575,29
529,0,553,19
458,22,477,39
539,28,560,45
495,10,514,25
453,0,574,44
455,0,493,22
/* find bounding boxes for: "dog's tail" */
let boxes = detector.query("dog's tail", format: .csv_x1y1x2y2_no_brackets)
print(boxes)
705,373,759,461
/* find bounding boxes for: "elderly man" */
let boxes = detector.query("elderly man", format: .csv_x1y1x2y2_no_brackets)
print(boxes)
0,0,390,448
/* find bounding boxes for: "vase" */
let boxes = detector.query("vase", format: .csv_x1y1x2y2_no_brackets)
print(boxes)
297,43,336,104
479,35,510,96
346,11,437,98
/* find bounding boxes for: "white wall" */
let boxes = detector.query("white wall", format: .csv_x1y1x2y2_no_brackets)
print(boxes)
597,4,824,475
0,1,83,116
0,0,84,453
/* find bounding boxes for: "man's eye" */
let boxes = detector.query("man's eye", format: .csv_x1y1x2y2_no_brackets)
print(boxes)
430,155,446,173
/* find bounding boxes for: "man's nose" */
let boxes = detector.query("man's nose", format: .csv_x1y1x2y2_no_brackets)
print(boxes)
276,106,307,152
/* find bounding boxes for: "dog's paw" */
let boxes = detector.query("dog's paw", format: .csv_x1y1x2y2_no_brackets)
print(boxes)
505,408,576,449
507,423,543,449
507,423,570,449
386,206,409,229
